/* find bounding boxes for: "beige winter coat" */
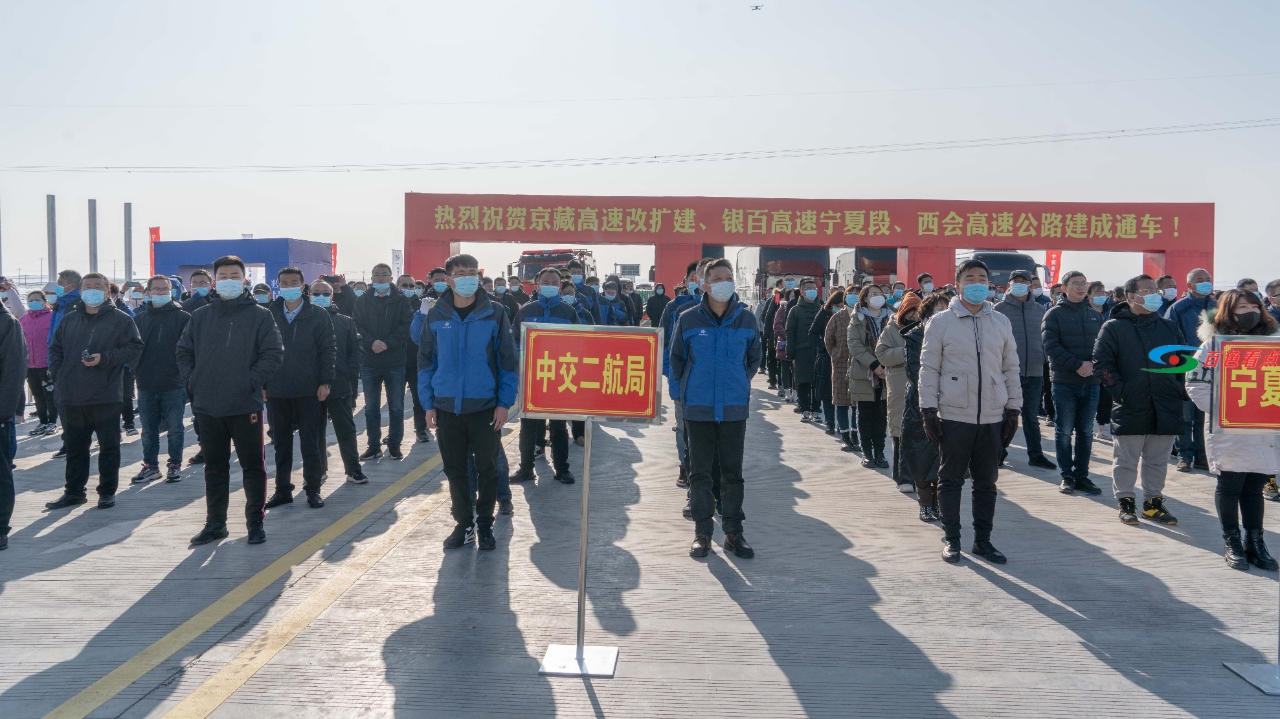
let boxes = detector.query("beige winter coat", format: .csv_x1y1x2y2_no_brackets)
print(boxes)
875,315,908,438
1187,323,1280,475
918,297,1023,424
846,306,890,403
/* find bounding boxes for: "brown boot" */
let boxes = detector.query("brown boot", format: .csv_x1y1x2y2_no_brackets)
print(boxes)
723,532,754,558
689,534,711,558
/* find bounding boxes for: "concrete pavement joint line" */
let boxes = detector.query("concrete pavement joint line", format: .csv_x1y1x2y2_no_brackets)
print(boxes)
40,453,444,719
162,484,450,719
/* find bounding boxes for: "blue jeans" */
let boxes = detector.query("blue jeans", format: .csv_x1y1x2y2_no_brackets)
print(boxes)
1020,376,1046,459
138,388,187,466
361,366,406,449
834,405,854,433
1176,400,1207,463
1052,384,1099,479
468,443,511,502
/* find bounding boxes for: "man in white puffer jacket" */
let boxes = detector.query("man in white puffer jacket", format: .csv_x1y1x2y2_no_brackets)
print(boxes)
919,259,1024,565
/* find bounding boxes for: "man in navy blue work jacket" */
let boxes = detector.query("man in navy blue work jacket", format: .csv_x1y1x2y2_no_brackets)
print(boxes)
418,254,518,552
669,258,762,560
512,267,578,486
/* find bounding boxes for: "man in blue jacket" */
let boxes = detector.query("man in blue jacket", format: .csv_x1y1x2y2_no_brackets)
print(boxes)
1164,267,1214,471
566,259,601,324
512,268,578,486
597,278,632,326
660,260,705,489
418,254,518,552
670,259,762,559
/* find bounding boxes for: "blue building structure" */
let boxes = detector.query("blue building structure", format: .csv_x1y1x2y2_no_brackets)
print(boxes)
152,238,335,292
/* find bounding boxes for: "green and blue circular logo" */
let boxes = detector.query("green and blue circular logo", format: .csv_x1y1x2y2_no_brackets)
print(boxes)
1144,345,1202,374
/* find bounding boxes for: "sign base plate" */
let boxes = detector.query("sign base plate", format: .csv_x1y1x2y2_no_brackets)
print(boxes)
1225,662,1280,695
538,645,618,678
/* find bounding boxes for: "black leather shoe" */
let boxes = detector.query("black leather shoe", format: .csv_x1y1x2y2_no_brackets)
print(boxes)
971,541,1007,564
44,493,87,510
554,470,575,484
444,524,472,549
682,500,692,520
359,446,381,461
0,534,8,550
416,430,430,444
1224,530,1249,570
861,457,874,468
875,454,890,469
512,467,535,483
941,538,962,563
477,527,496,551
1193,458,1210,471
1028,455,1057,470
1059,477,1075,494
676,465,689,488
264,492,293,509
97,494,115,509
499,499,514,515
190,523,229,546
187,451,204,465
723,533,754,558
689,534,711,558
388,446,403,460
1073,476,1103,495
1247,529,1279,571
246,521,266,544
306,493,324,508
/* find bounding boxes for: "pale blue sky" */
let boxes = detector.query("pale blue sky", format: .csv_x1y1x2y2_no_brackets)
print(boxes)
1,0,1278,287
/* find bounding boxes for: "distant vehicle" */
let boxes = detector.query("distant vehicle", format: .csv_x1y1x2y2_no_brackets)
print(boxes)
508,248,597,293
735,247,829,306
955,250,1044,288
833,248,899,288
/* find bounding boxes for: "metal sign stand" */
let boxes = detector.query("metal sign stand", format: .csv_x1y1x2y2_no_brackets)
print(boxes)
539,418,619,678
1225,576,1280,694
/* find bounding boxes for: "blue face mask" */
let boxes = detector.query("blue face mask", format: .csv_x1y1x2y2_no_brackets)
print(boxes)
401,288,419,298
54,284,66,297
151,293,172,307
311,295,332,308
494,285,506,294
353,289,364,297
432,281,447,294
27,300,44,311
171,287,181,299
372,282,391,292
1009,283,1029,297
845,294,857,307
571,274,583,284
278,287,303,302
453,276,479,297
1141,293,1164,312
81,289,106,307
709,281,735,302
604,292,617,301
1091,295,1107,306
893,289,904,299
539,285,560,299
655,287,664,295
562,294,576,305
254,293,270,304
804,289,818,302
216,279,245,298
784,280,796,289
962,283,989,304
1195,281,1213,295
192,286,210,297
687,281,700,293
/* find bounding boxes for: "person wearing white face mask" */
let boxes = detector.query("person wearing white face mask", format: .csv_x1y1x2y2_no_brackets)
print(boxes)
1043,271,1106,495
912,272,935,299
785,278,822,420
993,271,1055,471
353,262,414,460
130,276,192,484
1029,276,1051,308
848,285,892,470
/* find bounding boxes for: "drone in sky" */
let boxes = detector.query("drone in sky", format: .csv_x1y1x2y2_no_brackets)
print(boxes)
751,5,763,9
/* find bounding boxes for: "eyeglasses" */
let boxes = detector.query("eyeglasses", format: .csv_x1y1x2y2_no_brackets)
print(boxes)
1065,281,1089,289
1132,289,1159,297
450,270,480,279
313,292,332,297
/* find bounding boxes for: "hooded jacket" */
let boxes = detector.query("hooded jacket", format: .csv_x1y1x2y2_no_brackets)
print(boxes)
0,300,28,418
598,293,632,326
1186,319,1280,475
325,305,362,397
574,281,603,324
1092,302,1188,436
353,286,413,369
132,300,191,393
1043,295,1104,386
176,290,284,418
669,293,762,423
646,290,670,325
660,293,699,382
265,297,337,399
918,297,1023,425
48,288,80,346
19,307,52,369
416,289,518,415
993,292,1047,378
785,295,822,384
49,302,143,406
513,293,579,345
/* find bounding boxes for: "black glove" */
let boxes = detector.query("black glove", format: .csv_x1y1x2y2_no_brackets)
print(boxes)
1000,408,1021,448
921,407,943,444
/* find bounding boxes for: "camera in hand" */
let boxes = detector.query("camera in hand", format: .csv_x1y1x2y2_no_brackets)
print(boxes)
81,349,92,361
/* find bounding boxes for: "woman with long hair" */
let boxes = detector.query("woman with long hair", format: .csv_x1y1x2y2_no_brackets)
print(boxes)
901,292,950,521
19,290,57,436
809,288,844,433
877,292,921,491
1188,289,1280,570
847,284,892,469
825,284,860,452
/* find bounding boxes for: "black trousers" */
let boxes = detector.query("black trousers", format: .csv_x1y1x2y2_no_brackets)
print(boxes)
520,418,568,473
0,418,13,536
320,393,361,477
796,381,814,412
26,367,56,425
121,367,136,427
937,419,1002,543
406,362,427,434
438,407,501,529
1216,471,1269,533
764,337,779,385
858,396,888,457
198,411,267,526
779,360,793,391
267,395,325,495
572,420,585,440
1040,361,1055,419
686,419,746,537
61,403,122,498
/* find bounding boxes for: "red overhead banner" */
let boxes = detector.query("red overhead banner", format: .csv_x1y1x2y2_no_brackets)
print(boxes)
521,326,660,420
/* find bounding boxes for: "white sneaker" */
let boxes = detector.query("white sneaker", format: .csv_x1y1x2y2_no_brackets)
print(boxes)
898,483,916,493
464,526,476,545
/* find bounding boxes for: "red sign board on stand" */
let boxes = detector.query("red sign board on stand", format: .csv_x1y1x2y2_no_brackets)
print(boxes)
521,325,661,421
1212,338,1280,432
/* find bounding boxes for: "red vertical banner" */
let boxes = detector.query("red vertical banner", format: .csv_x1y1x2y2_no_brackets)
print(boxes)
331,244,338,273
148,227,160,276
1044,250,1062,285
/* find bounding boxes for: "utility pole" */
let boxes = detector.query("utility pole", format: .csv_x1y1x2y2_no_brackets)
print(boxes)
88,198,98,272
0,193,4,277
46,195,57,282
123,202,133,281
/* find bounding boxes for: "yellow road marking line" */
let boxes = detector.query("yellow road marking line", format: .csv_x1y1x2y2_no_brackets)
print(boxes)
162,483,450,718
43,454,444,719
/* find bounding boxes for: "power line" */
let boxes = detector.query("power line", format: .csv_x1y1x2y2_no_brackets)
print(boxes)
3,70,1279,110
4,117,1278,174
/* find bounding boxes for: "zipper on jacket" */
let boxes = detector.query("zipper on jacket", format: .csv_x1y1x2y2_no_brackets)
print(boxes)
971,316,982,424
225,319,235,347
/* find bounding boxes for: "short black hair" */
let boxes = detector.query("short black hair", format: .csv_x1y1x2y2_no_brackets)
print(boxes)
706,258,733,276
685,260,700,276
1061,270,1086,288
277,266,305,282
1008,270,1032,283
916,272,932,284
1124,274,1155,296
567,259,585,271
429,267,447,278
1237,277,1258,289
1155,274,1173,285
603,279,620,290
82,272,108,283
536,267,561,282
444,253,479,273
954,259,989,282
58,269,82,285
1266,279,1280,296
560,280,575,291
145,275,171,292
190,268,212,281
213,255,247,275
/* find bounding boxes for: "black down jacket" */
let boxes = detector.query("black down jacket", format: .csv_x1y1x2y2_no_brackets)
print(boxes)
899,319,940,488
1042,296,1104,386
1092,302,1189,436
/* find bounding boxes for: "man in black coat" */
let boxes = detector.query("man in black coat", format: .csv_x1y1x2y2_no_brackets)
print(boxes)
1042,270,1105,496
507,275,530,305
181,268,214,313
353,263,413,460
131,276,191,484
1093,274,1185,527
327,273,357,317
264,268,337,510
178,256,285,546
0,298,27,550
397,273,431,445
311,280,366,484
45,272,144,511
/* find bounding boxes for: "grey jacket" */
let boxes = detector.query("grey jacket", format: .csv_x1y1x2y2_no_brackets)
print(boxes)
919,297,1023,425
993,293,1046,378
